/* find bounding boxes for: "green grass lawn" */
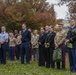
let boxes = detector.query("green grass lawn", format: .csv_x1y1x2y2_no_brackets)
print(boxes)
0,60,76,75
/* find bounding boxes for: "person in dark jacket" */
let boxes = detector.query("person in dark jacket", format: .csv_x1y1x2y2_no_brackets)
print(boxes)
20,23,31,64
45,26,56,68
66,20,76,72
38,25,49,66
38,27,45,66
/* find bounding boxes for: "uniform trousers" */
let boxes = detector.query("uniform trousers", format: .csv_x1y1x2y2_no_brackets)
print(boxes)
1,43,8,64
68,48,76,72
39,45,46,66
20,42,30,64
16,44,21,60
9,46,15,60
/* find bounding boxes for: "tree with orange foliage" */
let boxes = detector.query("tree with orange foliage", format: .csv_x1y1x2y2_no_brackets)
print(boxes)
0,0,56,30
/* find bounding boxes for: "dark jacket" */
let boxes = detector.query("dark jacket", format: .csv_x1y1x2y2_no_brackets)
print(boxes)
45,32,56,48
21,30,31,43
38,31,48,45
67,26,76,49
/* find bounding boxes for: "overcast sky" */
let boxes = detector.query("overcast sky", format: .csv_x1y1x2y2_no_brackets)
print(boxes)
47,0,68,19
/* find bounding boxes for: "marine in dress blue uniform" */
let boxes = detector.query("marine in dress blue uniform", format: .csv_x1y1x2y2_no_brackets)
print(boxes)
45,26,56,68
66,20,76,72
38,26,49,66
38,27,45,66
21,24,31,64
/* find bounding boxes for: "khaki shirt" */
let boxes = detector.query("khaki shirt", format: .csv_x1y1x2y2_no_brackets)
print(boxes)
16,35,22,45
9,37,16,47
54,29,67,45
31,34,39,48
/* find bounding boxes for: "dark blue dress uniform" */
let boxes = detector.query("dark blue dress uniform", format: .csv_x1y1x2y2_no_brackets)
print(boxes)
38,32,45,66
66,26,76,72
45,31,56,68
0,32,9,64
21,30,31,64
38,31,48,66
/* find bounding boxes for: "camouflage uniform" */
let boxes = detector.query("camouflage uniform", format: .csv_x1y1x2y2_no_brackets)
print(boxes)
31,34,39,61
54,29,67,69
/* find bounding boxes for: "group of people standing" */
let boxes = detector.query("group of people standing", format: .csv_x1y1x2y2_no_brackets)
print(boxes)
0,20,76,72
0,24,31,64
38,20,76,72
38,25,66,70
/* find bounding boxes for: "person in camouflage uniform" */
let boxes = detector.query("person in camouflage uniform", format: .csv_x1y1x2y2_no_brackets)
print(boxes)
54,24,67,70
31,30,39,61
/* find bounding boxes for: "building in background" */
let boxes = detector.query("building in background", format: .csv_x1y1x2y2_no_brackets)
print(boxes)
62,20,70,32
56,19,70,32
